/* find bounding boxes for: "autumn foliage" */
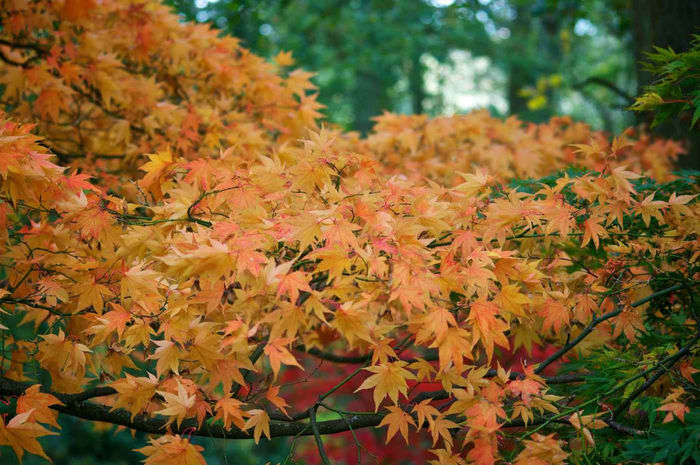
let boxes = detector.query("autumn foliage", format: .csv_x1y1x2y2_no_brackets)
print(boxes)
0,1,698,465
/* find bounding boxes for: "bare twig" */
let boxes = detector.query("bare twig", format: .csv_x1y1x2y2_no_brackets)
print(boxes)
310,406,333,465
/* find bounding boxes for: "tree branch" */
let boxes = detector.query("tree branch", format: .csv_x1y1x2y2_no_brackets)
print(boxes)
304,347,371,364
310,406,332,465
603,418,646,436
0,375,385,439
0,50,33,68
0,38,49,56
0,374,631,442
535,283,687,375
0,38,47,68
232,341,266,397
573,76,635,103
612,336,697,418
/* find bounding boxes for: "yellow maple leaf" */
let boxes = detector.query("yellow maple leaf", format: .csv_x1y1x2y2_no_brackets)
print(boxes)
333,301,374,347
430,327,473,372
274,50,295,67
355,361,416,411
139,149,176,199
0,410,57,463
243,409,271,444
155,380,196,428
214,396,248,430
149,339,182,377
135,435,206,465
429,414,460,447
413,399,441,428
110,373,158,420
493,284,531,319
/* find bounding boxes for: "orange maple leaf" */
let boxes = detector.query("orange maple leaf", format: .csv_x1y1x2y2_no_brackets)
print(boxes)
657,388,690,423
135,435,206,465
0,410,57,463
276,270,312,303
581,216,607,249
466,436,498,465
378,406,416,444
16,385,63,429
468,299,510,362
214,396,248,430
539,298,571,333
264,338,303,379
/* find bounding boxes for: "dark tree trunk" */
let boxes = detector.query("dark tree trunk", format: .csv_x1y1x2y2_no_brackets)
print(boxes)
632,0,700,92
507,4,531,117
353,70,385,135
409,50,425,115
631,0,700,169
538,9,562,119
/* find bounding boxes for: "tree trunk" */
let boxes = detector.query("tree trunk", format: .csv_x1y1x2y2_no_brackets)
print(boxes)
631,0,700,169
353,70,384,135
507,4,531,118
409,49,425,115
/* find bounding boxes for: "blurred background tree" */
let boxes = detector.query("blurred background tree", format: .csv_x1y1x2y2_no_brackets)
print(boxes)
164,0,699,167
168,0,494,133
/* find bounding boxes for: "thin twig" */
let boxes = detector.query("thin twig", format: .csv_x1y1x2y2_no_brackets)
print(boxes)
310,406,332,465
535,283,689,375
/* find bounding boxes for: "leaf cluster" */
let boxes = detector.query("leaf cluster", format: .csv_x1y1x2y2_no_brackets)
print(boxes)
0,2,697,465
630,34,700,128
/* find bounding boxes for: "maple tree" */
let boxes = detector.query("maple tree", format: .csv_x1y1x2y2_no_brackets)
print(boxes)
0,1,698,464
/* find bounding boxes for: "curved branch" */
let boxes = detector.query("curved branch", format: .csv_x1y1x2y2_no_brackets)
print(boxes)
0,378,117,403
573,76,635,103
67,386,118,403
0,38,47,68
0,375,604,440
535,283,687,375
301,345,440,364
304,347,371,364
0,375,383,439
603,418,646,436
0,38,49,56
310,406,332,465
613,336,697,418
0,50,33,68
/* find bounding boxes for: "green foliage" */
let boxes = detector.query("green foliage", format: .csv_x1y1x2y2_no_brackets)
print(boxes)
623,410,700,465
167,0,638,132
532,171,700,465
167,0,491,132
630,35,700,129
8,417,145,465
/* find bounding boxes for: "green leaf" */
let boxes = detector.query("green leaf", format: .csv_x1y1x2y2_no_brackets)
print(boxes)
691,105,700,128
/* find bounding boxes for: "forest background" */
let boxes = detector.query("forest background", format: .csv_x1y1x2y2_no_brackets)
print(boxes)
167,0,700,168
